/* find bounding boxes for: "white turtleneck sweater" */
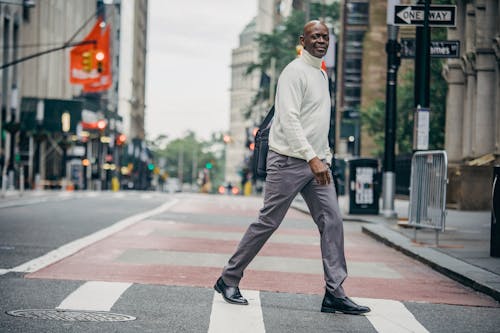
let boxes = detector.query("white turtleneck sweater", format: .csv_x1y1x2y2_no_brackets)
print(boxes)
269,49,332,163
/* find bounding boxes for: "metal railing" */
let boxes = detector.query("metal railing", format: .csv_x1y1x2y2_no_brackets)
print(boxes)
408,150,448,245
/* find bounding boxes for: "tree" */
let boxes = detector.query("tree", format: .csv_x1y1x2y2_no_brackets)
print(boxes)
361,25,448,157
151,131,226,192
245,3,340,114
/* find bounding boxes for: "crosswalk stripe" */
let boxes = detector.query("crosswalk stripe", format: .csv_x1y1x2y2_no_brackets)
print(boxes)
57,281,132,311
208,290,265,333
353,297,430,333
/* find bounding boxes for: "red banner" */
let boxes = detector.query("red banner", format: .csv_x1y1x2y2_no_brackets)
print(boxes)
83,26,112,92
69,19,104,85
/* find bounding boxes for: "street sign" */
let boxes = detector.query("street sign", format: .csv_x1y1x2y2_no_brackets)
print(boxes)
400,39,460,59
394,5,456,27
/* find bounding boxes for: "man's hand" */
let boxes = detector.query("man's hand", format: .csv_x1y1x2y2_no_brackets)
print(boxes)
308,157,331,185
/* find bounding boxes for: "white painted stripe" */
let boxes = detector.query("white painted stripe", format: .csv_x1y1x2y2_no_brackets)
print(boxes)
57,281,132,311
0,199,178,276
353,297,429,333
208,290,265,333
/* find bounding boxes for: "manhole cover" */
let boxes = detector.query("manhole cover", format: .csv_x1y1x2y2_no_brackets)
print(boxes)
6,309,136,322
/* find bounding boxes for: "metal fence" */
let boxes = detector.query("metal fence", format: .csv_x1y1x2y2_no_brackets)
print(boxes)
408,151,448,245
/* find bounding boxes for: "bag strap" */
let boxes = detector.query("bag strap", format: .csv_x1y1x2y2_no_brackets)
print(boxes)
259,105,275,130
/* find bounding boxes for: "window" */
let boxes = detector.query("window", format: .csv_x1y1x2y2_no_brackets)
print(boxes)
346,2,369,26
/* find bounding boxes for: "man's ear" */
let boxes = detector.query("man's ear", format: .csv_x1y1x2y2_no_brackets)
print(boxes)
299,35,305,48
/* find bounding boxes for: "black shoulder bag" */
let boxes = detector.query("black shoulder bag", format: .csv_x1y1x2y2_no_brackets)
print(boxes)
252,105,275,180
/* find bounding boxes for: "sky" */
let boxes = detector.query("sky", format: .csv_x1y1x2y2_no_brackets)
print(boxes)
145,0,257,141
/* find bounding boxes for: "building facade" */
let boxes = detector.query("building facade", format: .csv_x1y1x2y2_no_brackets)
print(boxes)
443,0,499,209
336,0,370,157
225,18,260,188
1,0,97,191
118,0,148,141
224,0,277,189
0,0,149,192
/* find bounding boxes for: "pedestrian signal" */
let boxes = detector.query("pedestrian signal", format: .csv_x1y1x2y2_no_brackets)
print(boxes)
95,51,105,73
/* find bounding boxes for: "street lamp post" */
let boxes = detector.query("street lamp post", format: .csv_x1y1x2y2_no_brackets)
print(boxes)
382,0,400,218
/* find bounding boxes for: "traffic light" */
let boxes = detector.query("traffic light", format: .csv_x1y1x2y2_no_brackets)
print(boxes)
205,162,213,169
95,51,105,73
148,163,155,171
116,133,127,146
97,119,106,131
82,51,92,72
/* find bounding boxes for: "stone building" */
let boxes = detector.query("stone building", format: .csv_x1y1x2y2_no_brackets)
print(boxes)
118,0,148,142
0,0,149,192
225,18,260,188
1,1,96,191
443,0,499,209
224,0,276,189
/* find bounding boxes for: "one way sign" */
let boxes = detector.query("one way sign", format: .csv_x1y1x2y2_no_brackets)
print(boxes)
394,5,456,27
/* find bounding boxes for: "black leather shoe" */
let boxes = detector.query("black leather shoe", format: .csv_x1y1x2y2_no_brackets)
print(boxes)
321,291,370,315
214,277,248,305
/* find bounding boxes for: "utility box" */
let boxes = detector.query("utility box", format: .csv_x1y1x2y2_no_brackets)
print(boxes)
347,158,380,215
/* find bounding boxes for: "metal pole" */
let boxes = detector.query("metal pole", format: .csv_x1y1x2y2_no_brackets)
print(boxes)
327,34,339,197
28,135,34,189
414,0,431,108
491,166,500,257
383,1,400,218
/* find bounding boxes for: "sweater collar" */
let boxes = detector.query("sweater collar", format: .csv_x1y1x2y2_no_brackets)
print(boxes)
300,49,323,69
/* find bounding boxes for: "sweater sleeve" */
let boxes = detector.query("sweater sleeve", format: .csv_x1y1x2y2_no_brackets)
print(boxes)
275,68,317,162
324,146,333,164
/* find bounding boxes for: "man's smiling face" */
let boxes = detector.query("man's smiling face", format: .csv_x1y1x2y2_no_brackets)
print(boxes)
300,21,329,59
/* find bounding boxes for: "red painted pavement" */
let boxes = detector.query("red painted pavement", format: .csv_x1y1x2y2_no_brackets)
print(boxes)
27,194,498,307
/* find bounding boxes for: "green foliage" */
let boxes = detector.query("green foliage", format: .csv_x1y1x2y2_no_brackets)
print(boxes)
361,100,386,157
362,25,448,157
245,3,340,114
255,3,340,74
150,131,226,190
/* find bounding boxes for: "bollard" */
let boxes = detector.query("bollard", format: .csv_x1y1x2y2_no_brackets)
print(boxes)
491,166,500,257
20,165,24,197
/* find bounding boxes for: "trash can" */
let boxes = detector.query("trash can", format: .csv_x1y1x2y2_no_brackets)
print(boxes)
491,166,500,257
347,158,380,215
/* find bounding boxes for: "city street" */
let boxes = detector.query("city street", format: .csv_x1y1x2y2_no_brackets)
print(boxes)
0,191,499,332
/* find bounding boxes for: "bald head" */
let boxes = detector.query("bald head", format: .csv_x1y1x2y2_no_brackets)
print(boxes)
303,20,328,36
300,20,329,58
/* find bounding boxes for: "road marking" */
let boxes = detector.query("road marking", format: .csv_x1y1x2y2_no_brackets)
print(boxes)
116,249,401,278
57,281,132,311
208,290,265,333
353,297,429,333
155,229,320,245
0,199,178,276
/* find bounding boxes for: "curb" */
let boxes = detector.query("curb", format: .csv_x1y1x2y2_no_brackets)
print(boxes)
362,224,500,303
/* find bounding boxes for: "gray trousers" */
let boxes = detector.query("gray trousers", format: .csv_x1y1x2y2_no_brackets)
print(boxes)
221,150,347,297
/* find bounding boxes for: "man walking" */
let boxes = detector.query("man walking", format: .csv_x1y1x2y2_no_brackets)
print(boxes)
214,20,370,315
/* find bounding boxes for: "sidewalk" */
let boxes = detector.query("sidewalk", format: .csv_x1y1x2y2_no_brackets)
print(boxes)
292,195,500,303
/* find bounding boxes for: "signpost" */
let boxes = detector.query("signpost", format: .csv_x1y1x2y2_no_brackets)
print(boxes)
394,5,456,27
400,39,460,59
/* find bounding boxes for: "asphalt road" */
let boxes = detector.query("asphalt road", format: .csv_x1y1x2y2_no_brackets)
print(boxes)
0,191,499,333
